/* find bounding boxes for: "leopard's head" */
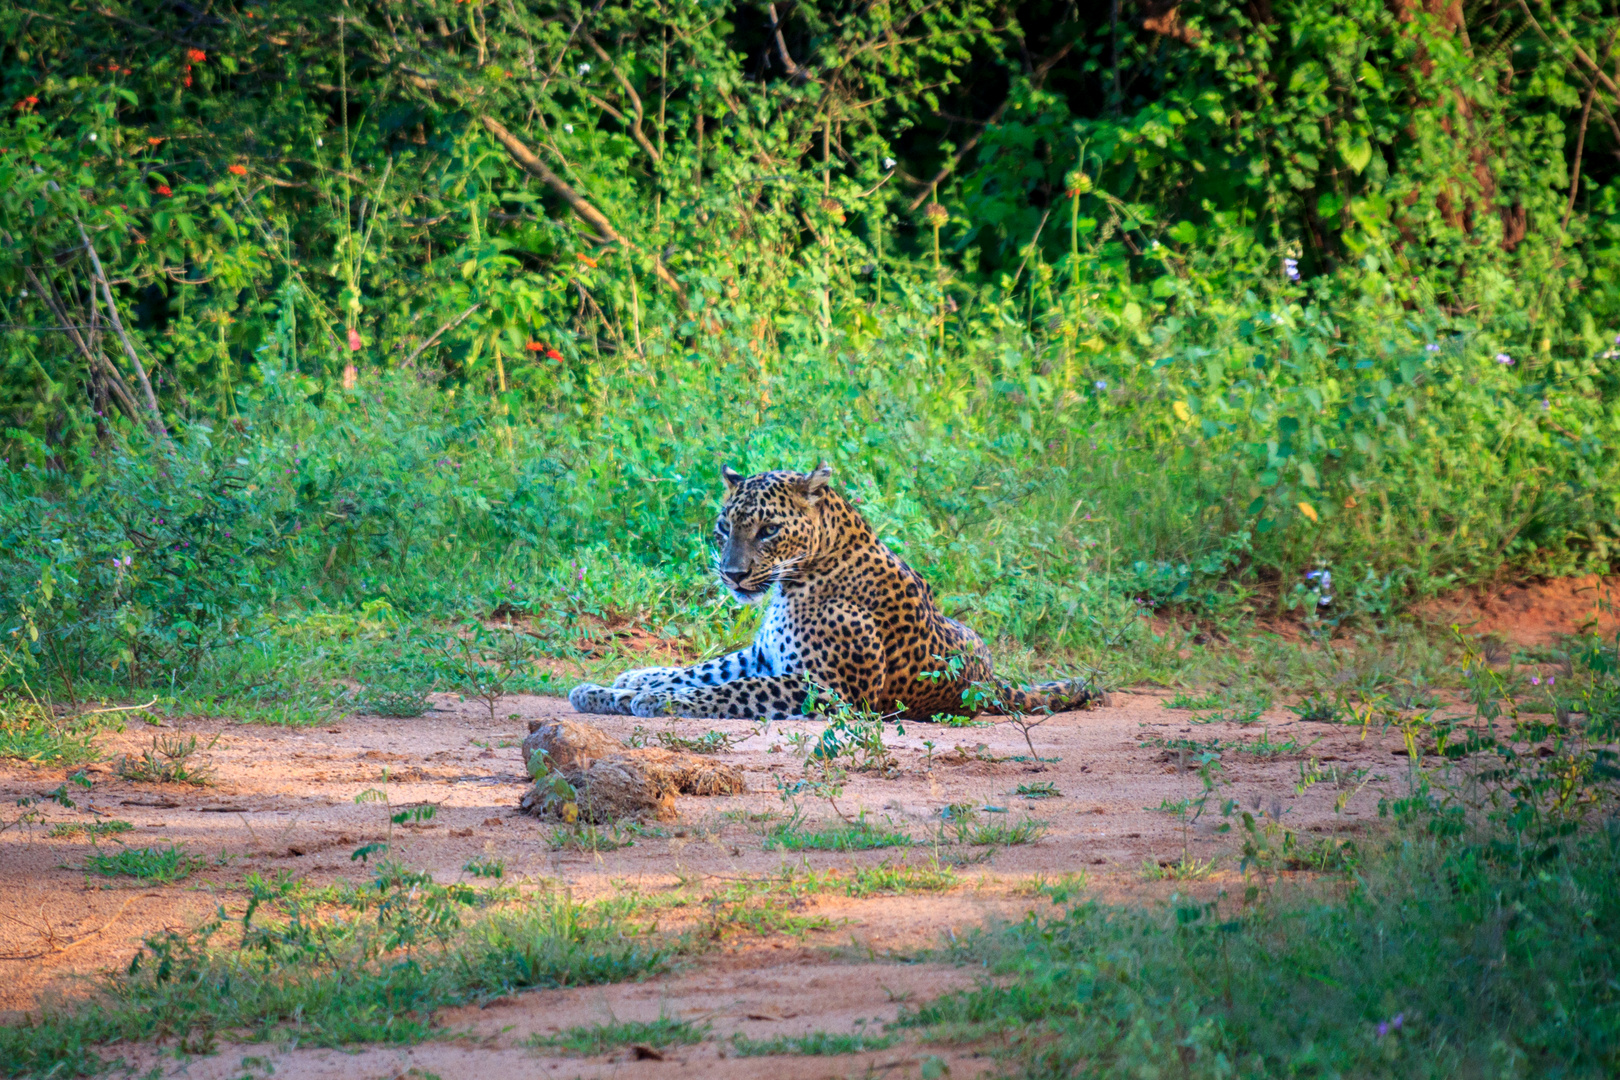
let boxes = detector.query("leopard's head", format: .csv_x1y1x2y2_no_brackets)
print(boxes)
713,463,833,604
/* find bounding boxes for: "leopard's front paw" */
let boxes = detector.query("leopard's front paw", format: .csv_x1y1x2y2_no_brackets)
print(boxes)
569,683,635,715
612,666,685,691
629,691,692,718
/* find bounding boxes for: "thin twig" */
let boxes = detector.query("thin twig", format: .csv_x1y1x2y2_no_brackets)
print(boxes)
0,897,136,962
403,302,482,368
479,116,684,301
79,697,159,716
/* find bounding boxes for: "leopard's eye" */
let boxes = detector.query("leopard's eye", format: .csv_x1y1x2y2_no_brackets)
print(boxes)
757,523,780,541
716,519,731,535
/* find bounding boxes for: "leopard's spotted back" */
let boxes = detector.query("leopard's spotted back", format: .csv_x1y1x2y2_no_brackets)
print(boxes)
569,466,1097,722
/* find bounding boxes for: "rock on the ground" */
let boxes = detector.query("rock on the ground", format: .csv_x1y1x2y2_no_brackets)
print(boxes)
518,720,747,822
520,717,623,775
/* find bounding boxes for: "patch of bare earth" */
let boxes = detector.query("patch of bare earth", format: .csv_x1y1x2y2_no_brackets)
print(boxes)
1418,573,1620,647
2,685,1428,1077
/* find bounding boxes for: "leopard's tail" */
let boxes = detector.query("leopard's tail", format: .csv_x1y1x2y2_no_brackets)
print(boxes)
978,678,1107,716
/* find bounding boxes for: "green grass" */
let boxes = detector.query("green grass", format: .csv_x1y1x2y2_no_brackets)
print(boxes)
83,844,209,883
353,684,432,718
0,706,101,766
946,815,1049,847
49,819,133,840
114,733,216,785
1016,781,1061,799
548,822,638,852
907,825,1620,1077
844,859,958,897
729,1029,899,1056
628,726,740,754
0,886,680,1077
1165,691,1224,710
531,1016,709,1056
1141,855,1219,881
763,816,914,852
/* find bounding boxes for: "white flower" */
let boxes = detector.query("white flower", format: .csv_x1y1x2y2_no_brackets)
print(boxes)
20,289,28,298
883,157,895,170
88,133,97,141
316,137,323,147
578,63,591,75
563,124,574,134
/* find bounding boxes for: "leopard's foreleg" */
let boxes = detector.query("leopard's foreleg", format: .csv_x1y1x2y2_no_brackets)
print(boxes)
628,673,810,722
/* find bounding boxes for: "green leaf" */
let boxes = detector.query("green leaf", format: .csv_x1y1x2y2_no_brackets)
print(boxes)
1339,134,1373,175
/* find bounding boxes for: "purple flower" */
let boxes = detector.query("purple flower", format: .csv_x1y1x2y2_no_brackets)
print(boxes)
1393,1013,1404,1030
1425,343,1440,352
1284,257,1301,282
1094,380,1108,391
1547,676,1555,687
1531,676,1541,686
1496,353,1513,365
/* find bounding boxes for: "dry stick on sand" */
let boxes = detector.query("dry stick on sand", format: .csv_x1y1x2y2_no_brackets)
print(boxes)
0,896,137,961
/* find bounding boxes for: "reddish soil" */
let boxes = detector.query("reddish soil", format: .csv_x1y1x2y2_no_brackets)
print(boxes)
1418,574,1620,648
0,679,1429,1078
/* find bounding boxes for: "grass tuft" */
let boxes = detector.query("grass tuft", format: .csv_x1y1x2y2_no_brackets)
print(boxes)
49,819,133,840
844,859,958,897
531,1016,709,1056
729,1030,899,1056
114,733,216,785
83,844,208,883
763,815,913,852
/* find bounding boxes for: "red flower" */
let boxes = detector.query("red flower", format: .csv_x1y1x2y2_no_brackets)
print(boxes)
525,341,544,352
347,328,362,352
546,347,564,361
187,49,207,63
576,253,598,268
155,184,172,196
228,164,246,176
15,95,38,111
183,74,192,87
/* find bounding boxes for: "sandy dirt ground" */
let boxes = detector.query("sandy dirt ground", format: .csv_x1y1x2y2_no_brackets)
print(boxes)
1,686,1440,1078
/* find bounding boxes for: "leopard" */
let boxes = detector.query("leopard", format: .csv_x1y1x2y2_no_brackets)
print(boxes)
568,463,1100,723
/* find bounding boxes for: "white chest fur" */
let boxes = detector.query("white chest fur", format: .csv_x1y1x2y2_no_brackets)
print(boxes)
753,590,802,677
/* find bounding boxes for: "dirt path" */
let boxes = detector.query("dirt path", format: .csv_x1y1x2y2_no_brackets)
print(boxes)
1,690,1418,1077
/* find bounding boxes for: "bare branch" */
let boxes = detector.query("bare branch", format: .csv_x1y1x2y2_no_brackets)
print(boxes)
73,219,170,442
479,116,684,301
581,32,661,162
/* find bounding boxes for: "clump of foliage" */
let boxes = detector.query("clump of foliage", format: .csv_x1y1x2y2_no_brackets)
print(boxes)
907,629,1620,1077
114,733,217,785
83,844,209,883
0,0,1614,710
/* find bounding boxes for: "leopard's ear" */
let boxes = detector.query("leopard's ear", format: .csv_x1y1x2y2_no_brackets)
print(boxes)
721,464,745,492
801,461,833,504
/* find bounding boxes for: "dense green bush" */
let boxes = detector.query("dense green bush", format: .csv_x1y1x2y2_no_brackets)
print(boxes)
1,1,1619,691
